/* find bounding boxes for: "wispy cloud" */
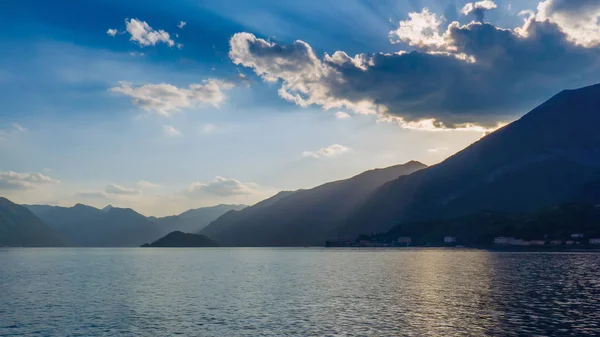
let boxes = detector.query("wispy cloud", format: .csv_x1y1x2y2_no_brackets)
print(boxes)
163,125,182,137
303,144,350,158
0,171,61,190
185,176,258,197
110,80,233,115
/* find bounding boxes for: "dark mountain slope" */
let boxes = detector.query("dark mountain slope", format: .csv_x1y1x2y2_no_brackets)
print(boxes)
0,197,65,247
141,231,219,247
149,204,246,234
345,83,600,236
26,204,162,247
201,161,426,246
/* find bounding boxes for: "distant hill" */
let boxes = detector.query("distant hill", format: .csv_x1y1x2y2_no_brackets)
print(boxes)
141,231,219,247
343,83,600,237
201,161,427,246
26,203,162,247
149,204,246,234
0,197,65,247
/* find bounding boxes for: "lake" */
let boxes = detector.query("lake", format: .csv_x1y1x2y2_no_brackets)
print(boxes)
1,248,600,336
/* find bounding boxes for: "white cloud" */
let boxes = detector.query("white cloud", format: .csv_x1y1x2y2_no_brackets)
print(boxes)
461,1,498,21
178,21,187,29
106,28,118,37
0,171,61,190
185,176,258,197
136,180,159,188
125,18,174,47
427,147,449,153
129,52,145,57
110,79,233,115
303,144,350,158
335,111,351,119
318,144,350,157
163,125,182,137
201,123,217,133
389,8,448,49
105,183,141,195
302,151,319,158
177,43,183,50
12,123,25,132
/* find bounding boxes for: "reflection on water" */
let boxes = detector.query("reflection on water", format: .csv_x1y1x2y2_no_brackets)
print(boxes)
1,248,599,336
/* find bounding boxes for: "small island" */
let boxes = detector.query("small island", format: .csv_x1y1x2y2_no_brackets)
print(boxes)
141,231,220,247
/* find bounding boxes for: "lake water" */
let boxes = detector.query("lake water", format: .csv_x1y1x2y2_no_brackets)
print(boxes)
1,248,600,336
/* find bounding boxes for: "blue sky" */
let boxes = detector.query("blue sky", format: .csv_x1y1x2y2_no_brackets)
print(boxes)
1,0,599,215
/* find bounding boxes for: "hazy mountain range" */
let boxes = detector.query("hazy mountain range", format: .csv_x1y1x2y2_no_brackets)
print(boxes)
149,204,246,234
21,203,246,247
2,83,600,247
0,197,64,247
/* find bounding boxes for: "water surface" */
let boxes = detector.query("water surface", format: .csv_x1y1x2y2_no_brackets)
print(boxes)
1,248,600,336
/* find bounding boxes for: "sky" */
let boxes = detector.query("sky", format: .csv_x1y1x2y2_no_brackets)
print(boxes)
1,0,599,216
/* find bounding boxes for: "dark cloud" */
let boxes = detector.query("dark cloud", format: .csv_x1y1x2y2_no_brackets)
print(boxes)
229,7,600,129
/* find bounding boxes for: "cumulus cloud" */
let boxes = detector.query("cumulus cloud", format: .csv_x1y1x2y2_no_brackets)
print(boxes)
185,176,257,197
105,183,141,195
230,4,600,129
110,80,233,115
0,171,61,190
461,1,498,22
303,144,350,158
136,180,159,188
163,125,182,137
178,21,186,29
125,18,174,47
335,111,351,119
536,0,600,47
106,28,118,37
389,8,447,49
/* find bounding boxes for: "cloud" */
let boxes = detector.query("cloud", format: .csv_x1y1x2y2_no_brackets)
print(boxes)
230,5,600,129
185,176,258,197
77,191,109,200
106,28,118,37
389,8,447,49
105,183,141,195
12,123,25,132
0,171,61,190
335,111,351,119
303,144,350,158
427,147,449,153
302,151,319,158
163,125,182,137
536,0,600,47
110,80,233,115
136,180,159,188
176,43,183,50
124,18,174,47
178,21,186,29
201,123,217,133
461,1,498,22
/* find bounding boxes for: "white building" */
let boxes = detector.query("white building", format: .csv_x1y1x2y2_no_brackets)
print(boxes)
589,238,600,245
444,236,457,244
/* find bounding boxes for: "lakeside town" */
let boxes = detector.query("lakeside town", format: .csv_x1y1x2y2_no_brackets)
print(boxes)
326,234,600,248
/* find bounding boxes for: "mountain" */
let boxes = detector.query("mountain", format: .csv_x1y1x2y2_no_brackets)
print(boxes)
343,83,600,237
26,203,163,247
201,161,427,246
0,197,65,247
149,204,246,234
141,231,219,247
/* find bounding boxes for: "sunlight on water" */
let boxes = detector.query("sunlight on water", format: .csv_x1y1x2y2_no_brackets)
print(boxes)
1,248,600,336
